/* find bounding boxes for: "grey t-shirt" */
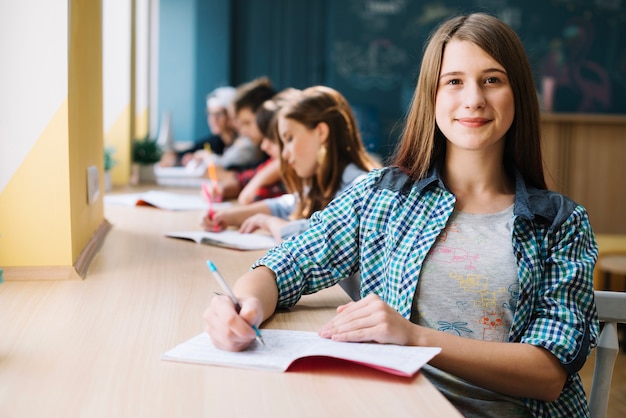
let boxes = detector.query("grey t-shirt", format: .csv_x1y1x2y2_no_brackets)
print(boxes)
411,205,532,418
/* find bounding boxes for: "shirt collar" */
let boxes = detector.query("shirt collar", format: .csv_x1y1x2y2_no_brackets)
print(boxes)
414,164,536,221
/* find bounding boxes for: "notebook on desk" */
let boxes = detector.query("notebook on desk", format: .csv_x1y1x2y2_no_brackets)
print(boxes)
104,191,231,211
166,230,278,251
162,329,441,377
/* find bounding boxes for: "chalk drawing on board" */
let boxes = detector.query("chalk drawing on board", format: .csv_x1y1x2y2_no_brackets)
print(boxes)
350,0,407,19
540,17,611,113
333,39,408,90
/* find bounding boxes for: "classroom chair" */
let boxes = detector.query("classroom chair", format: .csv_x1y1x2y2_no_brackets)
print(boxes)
588,290,626,418
595,253,626,351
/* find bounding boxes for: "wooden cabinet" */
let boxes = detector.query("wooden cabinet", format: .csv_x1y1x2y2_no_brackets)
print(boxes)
541,114,626,234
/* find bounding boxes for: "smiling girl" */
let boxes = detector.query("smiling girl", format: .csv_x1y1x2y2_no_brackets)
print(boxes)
203,13,598,417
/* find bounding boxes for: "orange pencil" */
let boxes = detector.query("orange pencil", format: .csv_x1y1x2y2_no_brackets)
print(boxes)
207,160,218,185
204,143,220,201
202,182,219,232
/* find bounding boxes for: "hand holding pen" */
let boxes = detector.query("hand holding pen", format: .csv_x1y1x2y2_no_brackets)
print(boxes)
203,143,223,202
201,182,223,232
206,260,265,347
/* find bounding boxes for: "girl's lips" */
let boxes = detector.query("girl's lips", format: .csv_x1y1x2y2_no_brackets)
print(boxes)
456,117,491,127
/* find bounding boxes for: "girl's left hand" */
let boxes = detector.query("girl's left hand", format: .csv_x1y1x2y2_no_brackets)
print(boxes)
318,294,416,345
239,213,273,234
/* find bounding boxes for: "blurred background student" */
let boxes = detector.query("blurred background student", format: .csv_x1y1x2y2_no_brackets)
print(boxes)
159,86,237,167
216,88,301,204
206,76,277,172
202,85,380,241
161,77,278,176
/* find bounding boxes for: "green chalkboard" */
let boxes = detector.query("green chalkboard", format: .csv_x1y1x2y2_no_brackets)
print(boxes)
328,0,626,153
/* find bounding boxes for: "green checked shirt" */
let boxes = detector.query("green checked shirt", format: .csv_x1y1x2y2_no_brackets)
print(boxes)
253,165,599,417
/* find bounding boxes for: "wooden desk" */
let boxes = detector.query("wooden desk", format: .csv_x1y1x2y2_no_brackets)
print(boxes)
0,203,461,417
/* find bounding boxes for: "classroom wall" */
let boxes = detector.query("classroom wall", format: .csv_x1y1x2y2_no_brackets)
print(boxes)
157,0,626,156
193,0,232,140
0,2,67,195
135,0,151,140
68,0,107,263
158,0,231,144
0,0,106,278
540,114,626,234
149,0,160,137
230,0,328,89
158,0,196,143
103,0,133,185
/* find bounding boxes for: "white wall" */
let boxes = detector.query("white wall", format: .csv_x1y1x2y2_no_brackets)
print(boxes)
102,0,131,134
0,0,67,193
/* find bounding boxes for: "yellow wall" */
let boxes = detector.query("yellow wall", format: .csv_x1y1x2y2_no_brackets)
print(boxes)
69,0,105,259
0,101,73,265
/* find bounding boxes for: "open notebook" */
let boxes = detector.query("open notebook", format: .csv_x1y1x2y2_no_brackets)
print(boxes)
166,230,278,251
104,191,231,211
162,330,441,377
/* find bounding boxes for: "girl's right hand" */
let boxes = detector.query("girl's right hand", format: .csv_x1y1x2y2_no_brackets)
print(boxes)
202,210,227,232
203,293,263,351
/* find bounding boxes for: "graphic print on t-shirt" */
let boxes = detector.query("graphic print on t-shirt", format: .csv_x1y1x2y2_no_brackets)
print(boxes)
416,207,518,343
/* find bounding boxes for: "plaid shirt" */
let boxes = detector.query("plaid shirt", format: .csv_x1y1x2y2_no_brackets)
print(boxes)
254,165,598,417
235,158,286,201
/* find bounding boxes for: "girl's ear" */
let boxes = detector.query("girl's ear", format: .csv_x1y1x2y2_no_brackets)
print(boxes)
316,122,330,144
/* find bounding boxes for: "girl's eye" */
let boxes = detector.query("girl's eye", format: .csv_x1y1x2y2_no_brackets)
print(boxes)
485,76,500,84
447,79,461,85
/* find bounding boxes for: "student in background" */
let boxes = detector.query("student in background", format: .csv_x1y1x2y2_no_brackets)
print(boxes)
216,88,301,204
202,85,380,241
203,13,598,418
179,77,277,177
159,86,237,167
207,76,277,172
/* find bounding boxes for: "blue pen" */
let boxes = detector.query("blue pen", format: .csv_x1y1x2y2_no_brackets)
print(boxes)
206,260,265,346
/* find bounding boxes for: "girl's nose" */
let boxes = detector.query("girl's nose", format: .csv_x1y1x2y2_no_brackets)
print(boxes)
463,83,486,109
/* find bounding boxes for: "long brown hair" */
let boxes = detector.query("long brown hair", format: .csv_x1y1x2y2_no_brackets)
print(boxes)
278,86,380,219
392,13,546,189
255,88,302,140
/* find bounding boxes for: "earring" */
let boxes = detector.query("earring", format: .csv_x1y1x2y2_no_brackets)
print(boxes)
316,145,327,165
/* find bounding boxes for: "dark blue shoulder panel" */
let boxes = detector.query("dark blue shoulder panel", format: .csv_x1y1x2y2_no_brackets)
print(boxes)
526,188,578,229
372,167,416,196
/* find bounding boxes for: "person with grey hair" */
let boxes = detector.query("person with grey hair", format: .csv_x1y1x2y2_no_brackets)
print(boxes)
159,85,238,167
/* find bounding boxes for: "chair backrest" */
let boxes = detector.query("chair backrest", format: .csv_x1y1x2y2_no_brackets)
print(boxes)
589,290,626,418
